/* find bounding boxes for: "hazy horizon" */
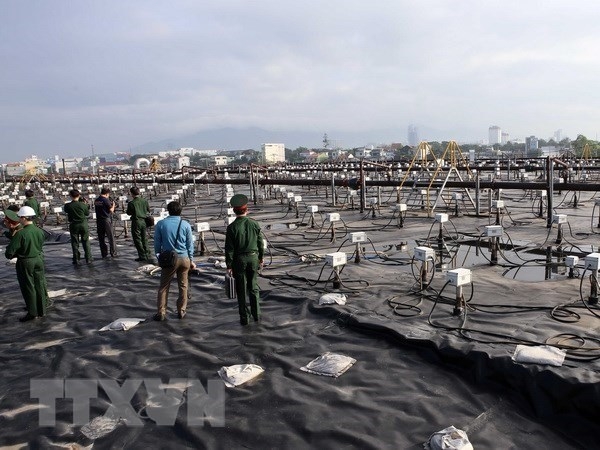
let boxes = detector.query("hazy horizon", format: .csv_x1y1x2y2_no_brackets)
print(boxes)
2,1,599,163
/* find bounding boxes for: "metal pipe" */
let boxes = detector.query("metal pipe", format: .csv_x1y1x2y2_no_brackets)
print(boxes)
547,157,554,228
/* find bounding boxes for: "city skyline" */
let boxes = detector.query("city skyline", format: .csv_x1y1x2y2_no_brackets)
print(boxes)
2,1,599,163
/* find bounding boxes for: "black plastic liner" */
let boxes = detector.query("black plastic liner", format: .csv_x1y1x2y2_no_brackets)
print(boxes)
2,186,600,449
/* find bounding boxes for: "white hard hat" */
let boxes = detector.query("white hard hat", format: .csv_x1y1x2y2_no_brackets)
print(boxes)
17,206,36,217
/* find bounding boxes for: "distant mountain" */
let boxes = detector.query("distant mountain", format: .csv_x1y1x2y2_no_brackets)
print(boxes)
130,126,410,153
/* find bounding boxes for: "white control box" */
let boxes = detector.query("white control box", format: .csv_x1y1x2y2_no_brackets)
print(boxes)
120,214,130,221
153,207,165,215
420,189,428,195
227,208,234,215
585,253,600,270
393,203,407,212
565,255,579,268
553,214,568,224
294,195,302,202
435,213,448,223
326,252,347,267
369,197,378,205
453,193,462,200
350,232,367,243
492,200,504,208
307,205,318,213
414,246,435,262
53,207,63,214
349,190,357,197
485,225,503,237
225,216,236,226
160,211,169,219
326,212,340,222
537,190,547,197
287,192,295,199
196,222,210,232
40,201,49,208
447,268,472,287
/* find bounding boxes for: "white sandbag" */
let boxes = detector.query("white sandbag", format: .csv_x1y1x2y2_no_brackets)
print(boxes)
319,293,347,305
80,416,120,439
48,289,68,298
99,318,145,332
424,425,473,450
300,352,356,378
218,364,264,388
512,344,566,367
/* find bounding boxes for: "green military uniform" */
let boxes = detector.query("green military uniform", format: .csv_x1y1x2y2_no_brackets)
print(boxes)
63,199,92,263
24,197,41,217
126,195,151,260
5,223,49,317
24,197,42,227
225,194,264,325
3,209,22,239
3,223,22,240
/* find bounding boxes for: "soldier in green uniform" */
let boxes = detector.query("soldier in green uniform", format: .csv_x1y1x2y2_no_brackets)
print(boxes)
3,207,22,239
63,189,93,264
23,189,41,226
126,186,152,262
5,206,49,322
225,194,264,325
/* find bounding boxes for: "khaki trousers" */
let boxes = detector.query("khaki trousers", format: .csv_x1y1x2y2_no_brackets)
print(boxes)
157,256,191,315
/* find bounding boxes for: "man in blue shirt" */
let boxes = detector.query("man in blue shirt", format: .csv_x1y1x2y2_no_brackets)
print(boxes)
153,201,196,320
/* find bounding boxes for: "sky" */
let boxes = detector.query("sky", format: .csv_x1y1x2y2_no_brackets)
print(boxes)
1,0,600,163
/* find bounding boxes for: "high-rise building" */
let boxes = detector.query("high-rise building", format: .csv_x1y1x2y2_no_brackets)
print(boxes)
489,126,501,145
408,125,419,147
262,143,285,164
554,129,563,142
501,132,509,144
525,136,539,156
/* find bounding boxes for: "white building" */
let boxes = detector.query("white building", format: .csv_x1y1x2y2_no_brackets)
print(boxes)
489,126,502,145
176,156,190,170
262,143,285,164
355,147,372,158
53,158,81,175
5,163,26,176
176,148,195,156
197,149,219,156
212,155,229,166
